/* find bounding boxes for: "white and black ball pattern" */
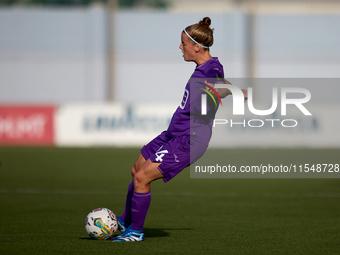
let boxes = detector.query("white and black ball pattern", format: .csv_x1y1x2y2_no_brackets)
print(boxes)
85,208,118,240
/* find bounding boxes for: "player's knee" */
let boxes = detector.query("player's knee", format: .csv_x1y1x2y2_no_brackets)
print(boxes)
133,169,147,188
133,171,142,185
131,165,137,177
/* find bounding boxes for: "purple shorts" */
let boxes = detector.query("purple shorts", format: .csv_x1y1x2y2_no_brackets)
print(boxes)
141,131,208,182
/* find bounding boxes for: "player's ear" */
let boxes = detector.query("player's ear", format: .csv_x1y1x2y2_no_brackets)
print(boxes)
194,44,201,53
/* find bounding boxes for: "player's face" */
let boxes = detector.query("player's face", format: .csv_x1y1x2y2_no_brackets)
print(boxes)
179,32,196,62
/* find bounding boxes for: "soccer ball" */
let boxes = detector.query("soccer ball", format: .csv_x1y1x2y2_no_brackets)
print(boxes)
85,208,118,240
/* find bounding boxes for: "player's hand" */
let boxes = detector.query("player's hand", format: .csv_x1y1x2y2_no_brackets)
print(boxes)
204,80,215,94
242,89,248,102
204,80,231,98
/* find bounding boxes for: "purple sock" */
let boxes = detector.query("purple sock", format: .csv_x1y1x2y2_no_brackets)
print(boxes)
130,191,151,231
120,181,134,226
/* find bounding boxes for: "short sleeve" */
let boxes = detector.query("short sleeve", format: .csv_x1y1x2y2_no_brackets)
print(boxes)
206,66,224,79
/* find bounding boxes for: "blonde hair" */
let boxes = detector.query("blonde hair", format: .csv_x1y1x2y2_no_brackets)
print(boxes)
185,17,214,49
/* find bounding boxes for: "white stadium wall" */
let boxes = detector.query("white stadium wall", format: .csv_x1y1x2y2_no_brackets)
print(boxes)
55,103,177,147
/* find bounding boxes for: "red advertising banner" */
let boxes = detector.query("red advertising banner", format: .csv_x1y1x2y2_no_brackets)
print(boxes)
0,105,55,145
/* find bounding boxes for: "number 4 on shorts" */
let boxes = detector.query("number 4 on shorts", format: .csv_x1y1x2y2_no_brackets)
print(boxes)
155,150,168,162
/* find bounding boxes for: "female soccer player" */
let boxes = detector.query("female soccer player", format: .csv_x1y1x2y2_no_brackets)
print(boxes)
112,17,246,242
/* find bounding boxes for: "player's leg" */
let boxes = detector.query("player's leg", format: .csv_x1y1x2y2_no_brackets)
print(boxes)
130,159,163,228
118,131,169,229
133,159,163,192
113,135,208,242
131,153,147,176
118,153,147,233
112,160,163,242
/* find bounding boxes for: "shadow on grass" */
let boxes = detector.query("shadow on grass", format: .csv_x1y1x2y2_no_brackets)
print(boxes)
80,227,192,240
140,227,192,238
79,237,98,241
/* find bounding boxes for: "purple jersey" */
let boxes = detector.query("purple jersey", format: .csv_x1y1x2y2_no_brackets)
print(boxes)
166,57,224,146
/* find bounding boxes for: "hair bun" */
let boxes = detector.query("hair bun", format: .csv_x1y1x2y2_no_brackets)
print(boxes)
199,17,211,27
185,17,214,48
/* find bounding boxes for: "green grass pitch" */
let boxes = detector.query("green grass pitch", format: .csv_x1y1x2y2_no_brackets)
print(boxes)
0,147,339,255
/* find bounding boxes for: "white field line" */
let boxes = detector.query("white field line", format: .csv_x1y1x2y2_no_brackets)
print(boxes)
0,188,119,195
0,188,340,198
